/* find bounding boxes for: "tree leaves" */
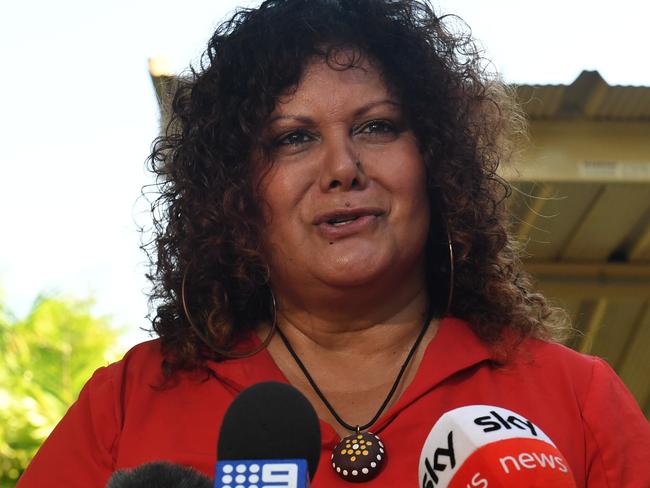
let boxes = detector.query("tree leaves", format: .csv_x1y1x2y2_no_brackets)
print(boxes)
0,295,125,486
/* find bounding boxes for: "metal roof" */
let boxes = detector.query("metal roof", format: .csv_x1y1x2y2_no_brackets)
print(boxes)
511,72,650,417
516,70,650,121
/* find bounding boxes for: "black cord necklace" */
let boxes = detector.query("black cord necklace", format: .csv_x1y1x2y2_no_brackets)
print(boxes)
275,309,433,482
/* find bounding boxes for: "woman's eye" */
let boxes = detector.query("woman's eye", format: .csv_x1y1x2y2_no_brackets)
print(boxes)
356,120,397,137
275,130,313,147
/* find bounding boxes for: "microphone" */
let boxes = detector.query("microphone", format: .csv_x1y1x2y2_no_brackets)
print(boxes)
106,461,212,488
214,381,321,488
419,405,577,487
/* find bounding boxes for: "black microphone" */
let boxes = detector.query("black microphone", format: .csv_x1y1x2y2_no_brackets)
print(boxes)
106,461,212,488
214,381,321,487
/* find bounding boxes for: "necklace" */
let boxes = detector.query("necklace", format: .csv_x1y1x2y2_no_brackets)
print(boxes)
275,309,432,482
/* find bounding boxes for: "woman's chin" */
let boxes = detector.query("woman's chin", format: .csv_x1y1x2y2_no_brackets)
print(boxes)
314,252,405,289
318,270,384,289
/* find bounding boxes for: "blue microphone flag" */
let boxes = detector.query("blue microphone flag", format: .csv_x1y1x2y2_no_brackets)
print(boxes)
214,458,309,488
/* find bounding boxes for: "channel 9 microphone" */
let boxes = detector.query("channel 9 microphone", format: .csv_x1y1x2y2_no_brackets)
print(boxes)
419,405,577,487
214,381,321,488
106,382,320,488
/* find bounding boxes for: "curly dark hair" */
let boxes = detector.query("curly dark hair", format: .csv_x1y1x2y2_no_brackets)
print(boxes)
146,0,567,378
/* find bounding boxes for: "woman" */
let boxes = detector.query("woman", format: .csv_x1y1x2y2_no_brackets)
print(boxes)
19,0,650,486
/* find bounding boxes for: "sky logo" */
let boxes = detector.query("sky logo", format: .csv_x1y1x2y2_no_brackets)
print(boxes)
214,459,309,488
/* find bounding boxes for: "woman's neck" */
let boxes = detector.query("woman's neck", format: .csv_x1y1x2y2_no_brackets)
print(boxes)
272,285,431,356
261,285,439,438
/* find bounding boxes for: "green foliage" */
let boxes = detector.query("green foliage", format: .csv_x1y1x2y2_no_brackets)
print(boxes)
0,295,125,486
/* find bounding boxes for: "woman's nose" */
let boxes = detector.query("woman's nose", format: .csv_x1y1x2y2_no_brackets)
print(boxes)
318,136,368,192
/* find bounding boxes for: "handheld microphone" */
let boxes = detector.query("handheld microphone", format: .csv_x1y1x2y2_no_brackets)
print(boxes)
419,405,577,487
214,381,321,488
106,461,212,488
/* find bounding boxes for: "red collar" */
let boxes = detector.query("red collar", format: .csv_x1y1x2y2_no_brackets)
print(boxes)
208,317,494,446
366,317,494,441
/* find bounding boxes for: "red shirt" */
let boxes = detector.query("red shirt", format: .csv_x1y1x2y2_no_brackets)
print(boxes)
18,318,650,487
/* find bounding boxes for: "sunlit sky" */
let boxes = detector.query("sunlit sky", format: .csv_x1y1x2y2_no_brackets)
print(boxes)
1,0,648,347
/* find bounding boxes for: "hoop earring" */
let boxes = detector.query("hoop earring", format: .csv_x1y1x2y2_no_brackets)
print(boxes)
445,225,454,316
181,264,276,359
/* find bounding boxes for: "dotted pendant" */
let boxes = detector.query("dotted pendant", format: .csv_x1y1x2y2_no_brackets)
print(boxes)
331,431,386,482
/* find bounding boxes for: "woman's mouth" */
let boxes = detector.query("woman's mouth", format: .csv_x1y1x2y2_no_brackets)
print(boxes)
328,215,362,226
314,208,384,238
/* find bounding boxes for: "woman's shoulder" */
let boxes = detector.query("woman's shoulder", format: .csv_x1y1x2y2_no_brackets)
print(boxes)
519,336,599,372
78,339,166,404
509,335,615,395
443,317,601,385
508,335,648,428
521,334,641,402
520,337,650,485
118,338,165,377
96,338,164,377
445,317,631,406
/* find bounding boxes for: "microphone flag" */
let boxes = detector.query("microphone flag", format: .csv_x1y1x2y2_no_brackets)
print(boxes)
214,382,320,488
214,458,309,488
418,405,577,488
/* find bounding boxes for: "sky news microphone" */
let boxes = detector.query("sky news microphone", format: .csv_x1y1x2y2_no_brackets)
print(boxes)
419,405,577,487
215,381,321,488
106,461,212,488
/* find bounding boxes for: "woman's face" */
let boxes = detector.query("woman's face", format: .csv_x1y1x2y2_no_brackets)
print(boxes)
256,54,430,297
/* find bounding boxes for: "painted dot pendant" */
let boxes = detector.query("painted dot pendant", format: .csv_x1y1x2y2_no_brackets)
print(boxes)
331,431,386,482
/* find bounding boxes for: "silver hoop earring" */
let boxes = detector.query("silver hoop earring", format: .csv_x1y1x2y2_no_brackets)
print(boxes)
181,263,276,358
445,225,454,316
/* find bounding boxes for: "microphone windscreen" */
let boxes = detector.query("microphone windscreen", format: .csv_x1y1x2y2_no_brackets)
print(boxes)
419,405,577,487
106,461,212,488
217,381,321,479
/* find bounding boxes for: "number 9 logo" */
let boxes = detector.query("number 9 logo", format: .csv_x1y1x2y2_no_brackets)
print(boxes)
262,463,298,488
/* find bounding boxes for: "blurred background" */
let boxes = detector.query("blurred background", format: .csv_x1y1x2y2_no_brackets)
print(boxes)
1,0,649,484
